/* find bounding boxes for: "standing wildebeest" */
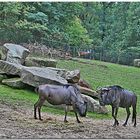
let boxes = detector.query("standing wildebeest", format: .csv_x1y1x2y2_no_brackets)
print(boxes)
34,84,87,123
97,85,137,127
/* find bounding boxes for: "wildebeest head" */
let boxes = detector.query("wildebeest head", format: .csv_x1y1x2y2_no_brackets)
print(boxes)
97,87,111,106
72,86,87,117
75,100,87,117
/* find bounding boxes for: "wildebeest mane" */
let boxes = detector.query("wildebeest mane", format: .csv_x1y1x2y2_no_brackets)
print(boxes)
63,84,80,96
63,84,70,89
108,85,124,91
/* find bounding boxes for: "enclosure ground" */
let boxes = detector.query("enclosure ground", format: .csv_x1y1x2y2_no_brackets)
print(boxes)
0,100,139,139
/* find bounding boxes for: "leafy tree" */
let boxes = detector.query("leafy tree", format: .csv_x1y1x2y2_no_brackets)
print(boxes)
0,2,140,65
64,17,92,48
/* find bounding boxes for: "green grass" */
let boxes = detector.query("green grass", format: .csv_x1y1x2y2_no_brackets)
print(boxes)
0,58,139,120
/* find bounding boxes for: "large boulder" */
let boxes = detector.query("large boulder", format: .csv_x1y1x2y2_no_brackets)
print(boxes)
0,60,84,87
48,67,67,78
64,69,80,83
81,94,108,114
20,67,68,87
134,59,140,67
2,78,27,89
25,57,57,68
138,62,140,67
1,43,30,64
0,60,23,76
0,69,5,74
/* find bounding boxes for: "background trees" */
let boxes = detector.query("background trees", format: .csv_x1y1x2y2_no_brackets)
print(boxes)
0,2,140,65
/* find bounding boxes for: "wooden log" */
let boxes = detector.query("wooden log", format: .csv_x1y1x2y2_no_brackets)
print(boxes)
78,85,98,98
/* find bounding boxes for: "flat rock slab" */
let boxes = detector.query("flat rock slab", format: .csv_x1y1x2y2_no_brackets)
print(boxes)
0,74,8,82
20,67,68,87
0,60,23,76
25,57,57,68
0,60,68,87
1,43,30,64
2,78,27,89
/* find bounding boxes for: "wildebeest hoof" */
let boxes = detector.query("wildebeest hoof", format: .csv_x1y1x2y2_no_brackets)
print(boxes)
112,124,116,127
39,118,43,121
34,117,38,119
122,123,127,127
64,120,68,123
77,120,81,123
112,123,119,127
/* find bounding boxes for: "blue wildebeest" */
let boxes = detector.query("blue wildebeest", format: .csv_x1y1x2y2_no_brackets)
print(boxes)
97,85,137,127
34,84,87,123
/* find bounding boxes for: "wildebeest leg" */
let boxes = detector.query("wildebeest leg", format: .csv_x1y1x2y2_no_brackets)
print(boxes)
123,107,130,127
133,110,137,127
38,98,46,121
74,111,81,123
132,102,137,127
131,95,137,127
112,107,119,126
64,105,68,123
34,99,40,119
72,105,81,123
115,108,119,125
34,97,45,121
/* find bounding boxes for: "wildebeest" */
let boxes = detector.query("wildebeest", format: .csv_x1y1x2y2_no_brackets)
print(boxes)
34,84,87,123
97,85,137,127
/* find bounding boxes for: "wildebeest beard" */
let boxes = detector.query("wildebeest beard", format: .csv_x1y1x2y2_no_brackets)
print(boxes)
75,101,87,117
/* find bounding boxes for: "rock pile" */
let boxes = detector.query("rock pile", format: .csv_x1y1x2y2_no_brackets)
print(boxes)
0,43,108,114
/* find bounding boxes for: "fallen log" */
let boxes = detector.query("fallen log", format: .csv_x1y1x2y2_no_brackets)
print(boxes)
78,85,98,98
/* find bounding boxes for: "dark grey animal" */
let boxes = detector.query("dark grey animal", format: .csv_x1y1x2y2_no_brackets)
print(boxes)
97,85,137,127
34,84,87,123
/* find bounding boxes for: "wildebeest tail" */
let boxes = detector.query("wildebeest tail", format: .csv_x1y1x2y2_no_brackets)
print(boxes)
35,87,39,93
132,95,137,123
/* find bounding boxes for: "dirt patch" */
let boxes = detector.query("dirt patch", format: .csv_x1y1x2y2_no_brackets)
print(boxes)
0,101,139,139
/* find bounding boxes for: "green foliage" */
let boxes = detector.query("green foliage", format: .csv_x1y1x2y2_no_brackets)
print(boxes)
0,2,140,65
27,12,48,24
65,17,92,47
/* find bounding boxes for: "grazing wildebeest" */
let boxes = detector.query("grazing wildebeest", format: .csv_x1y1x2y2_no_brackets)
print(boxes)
34,84,87,123
97,85,137,127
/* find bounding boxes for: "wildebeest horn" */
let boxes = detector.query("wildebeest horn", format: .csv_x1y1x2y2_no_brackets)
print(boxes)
96,86,102,91
101,87,109,90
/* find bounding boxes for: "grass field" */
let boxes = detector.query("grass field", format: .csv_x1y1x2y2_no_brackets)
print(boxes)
0,58,139,119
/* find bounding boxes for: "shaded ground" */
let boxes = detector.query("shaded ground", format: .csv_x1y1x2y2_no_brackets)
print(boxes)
0,101,140,139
